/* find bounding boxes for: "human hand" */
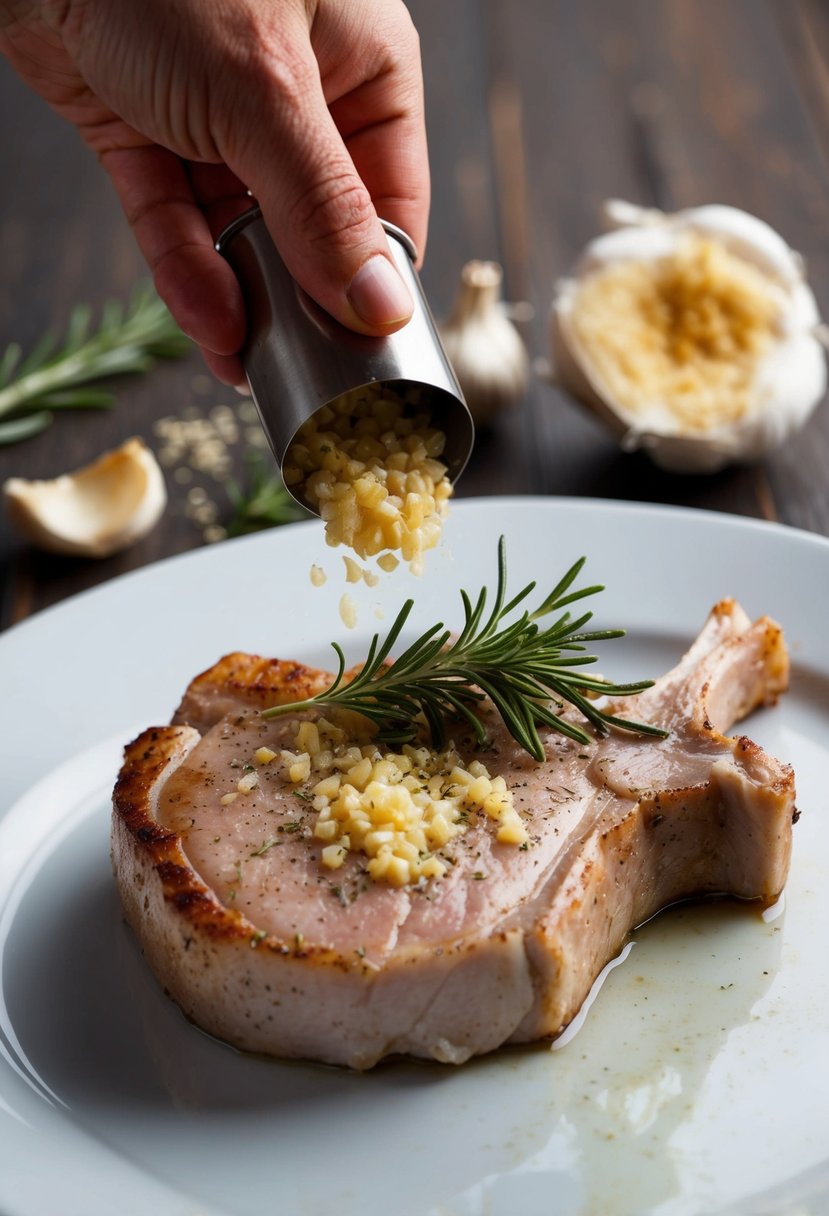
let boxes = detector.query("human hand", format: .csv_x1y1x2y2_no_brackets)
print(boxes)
0,0,430,385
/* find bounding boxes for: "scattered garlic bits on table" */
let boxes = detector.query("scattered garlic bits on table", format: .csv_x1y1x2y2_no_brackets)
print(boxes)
551,201,828,472
272,717,527,887
282,385,452,576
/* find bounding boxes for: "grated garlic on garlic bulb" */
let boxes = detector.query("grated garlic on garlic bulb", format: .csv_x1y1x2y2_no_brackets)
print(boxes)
440,261,529,424
550,201,827,472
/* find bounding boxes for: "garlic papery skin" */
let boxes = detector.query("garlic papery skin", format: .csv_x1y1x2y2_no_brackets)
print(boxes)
3,436,167,557
550,201,827,473
440,260,530,425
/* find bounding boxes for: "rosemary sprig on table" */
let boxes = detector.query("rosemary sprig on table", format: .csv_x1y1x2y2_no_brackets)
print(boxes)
226,450,309,536
263,538,668,760
0,281,190,445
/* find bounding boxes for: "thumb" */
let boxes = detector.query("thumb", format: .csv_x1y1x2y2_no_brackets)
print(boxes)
226,60,414,336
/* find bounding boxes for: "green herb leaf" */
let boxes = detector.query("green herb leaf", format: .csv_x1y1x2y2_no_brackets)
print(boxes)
225,449,309,536
251,838,281,857
262,538,669,761
0,411,53,445
0,281,190,443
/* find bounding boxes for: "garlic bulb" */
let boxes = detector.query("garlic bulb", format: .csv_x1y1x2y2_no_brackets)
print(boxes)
550,200,827,472
4,436,167,557
440,260,530,424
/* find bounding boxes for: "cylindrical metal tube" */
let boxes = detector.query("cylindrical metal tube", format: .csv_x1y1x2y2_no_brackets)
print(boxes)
216,207,474,512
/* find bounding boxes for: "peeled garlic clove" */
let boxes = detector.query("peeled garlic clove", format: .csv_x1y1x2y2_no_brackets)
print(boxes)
440,260,530,425
4,436,167,557
550,201,827,473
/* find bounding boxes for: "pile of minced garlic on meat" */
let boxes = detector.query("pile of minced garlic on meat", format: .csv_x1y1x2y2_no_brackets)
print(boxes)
225,717,528,888
282,385,452,578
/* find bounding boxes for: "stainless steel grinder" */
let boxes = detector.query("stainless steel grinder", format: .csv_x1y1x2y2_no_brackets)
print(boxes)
215,207,474,512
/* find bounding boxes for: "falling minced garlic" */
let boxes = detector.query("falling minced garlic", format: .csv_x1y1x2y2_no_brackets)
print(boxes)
283,385,452,575
339,593,358,630
551,201,828,472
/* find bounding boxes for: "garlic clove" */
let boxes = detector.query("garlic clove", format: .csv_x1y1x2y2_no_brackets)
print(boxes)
4,436,167,557
550,201,827,473
439,260,530,425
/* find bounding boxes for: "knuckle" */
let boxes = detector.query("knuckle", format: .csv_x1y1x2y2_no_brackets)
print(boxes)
289,173,376,254
374,2,420,53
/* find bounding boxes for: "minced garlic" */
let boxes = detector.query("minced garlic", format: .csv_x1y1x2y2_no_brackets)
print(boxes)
282,386,452,574
339,592,357,630
568,235,783,431
278,717,528,887
343,556,362,583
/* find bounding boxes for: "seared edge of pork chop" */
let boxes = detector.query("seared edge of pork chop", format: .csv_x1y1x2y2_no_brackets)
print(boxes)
171,652,335,735
112,599,796,1068
112,727,536,1067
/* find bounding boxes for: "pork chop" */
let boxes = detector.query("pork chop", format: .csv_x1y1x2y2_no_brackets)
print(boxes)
111,599,795,1068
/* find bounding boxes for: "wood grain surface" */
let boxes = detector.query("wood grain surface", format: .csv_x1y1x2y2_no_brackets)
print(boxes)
1,0,828,630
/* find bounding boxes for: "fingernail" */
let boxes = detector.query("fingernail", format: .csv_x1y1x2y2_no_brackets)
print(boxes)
347,255,413,327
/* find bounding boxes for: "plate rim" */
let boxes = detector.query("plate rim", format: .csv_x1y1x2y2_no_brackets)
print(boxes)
3,494,829,648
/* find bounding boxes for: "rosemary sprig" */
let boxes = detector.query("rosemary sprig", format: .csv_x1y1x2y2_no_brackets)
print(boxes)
263,537,668,760
0,281,190,445
226,450,309,536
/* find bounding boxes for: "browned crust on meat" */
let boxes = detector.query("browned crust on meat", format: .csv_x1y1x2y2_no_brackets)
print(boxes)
113,725,352,962
113,728,256,945
171,652,335,730
182,652,332,705
755,619,790,703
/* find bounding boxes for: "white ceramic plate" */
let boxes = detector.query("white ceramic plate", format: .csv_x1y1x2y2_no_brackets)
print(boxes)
2,497,828,1216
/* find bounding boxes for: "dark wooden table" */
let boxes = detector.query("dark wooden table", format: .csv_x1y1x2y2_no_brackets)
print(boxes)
2,0,828,631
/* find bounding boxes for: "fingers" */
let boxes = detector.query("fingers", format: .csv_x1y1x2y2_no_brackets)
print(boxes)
201,348,247,388
100,144,247,371
331,95,430,270
221,12,420,336
186,161,254,237
324,15,430,265
237,118,415,335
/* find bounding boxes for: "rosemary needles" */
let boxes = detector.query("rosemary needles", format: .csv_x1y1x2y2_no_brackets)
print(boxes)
263,537,667,760
226,450,309,536
0,281,190,445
